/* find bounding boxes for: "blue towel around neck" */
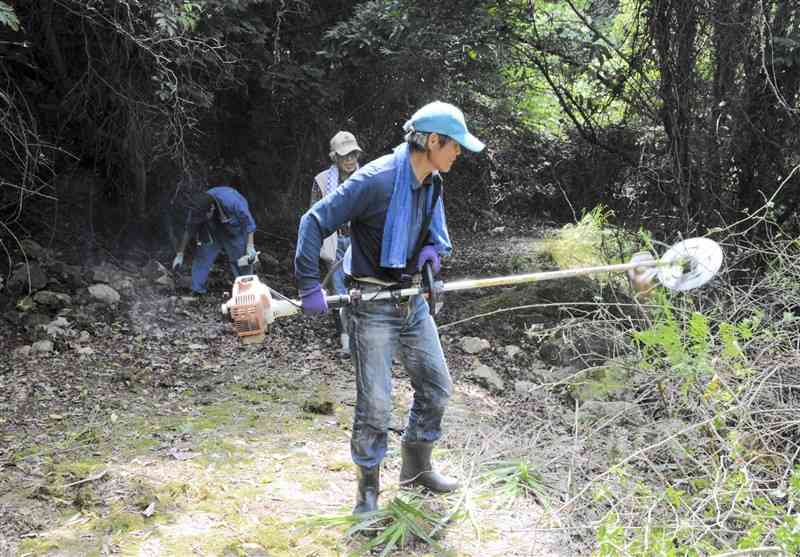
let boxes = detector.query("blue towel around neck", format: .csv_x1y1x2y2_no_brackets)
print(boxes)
380,143,452,269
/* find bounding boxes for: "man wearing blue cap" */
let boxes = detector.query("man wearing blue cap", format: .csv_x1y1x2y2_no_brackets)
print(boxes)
294,101,485,514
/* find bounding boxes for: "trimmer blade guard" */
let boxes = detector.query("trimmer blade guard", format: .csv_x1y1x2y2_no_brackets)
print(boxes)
657,237,723,291
221,275,273,344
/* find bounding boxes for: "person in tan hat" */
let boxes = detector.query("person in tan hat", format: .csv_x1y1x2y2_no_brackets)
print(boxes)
310,131,363,354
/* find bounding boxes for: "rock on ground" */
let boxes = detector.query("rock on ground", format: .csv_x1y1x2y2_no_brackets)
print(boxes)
503,344,522,359
469,363,505,392
33,290,72,309
88,283,121,305
8,263,48,293
31,339,54,353
461,336,491,354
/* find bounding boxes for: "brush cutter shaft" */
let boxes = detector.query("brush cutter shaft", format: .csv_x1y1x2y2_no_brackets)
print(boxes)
276,260,662,313
268,294,351,320
441,260,657,293
226,237,722,336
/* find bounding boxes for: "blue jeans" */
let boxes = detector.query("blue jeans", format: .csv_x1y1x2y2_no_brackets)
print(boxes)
348,295,452,469
331,235,350,296
191,230,250,294
333,235,351,335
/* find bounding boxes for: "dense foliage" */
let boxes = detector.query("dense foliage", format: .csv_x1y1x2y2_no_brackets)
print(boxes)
492,0,800,233
2,1,797,244
0,0,505,250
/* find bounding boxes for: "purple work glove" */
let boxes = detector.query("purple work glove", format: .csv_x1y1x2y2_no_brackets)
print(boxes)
299,284,328,314
417,245,441,274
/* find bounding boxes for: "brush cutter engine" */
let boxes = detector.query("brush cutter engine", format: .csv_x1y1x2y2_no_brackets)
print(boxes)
220,275,299,344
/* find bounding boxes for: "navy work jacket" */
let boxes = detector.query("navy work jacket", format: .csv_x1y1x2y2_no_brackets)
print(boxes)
294,153,442,291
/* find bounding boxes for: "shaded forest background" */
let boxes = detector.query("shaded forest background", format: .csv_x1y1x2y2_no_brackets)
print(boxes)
1,0,797,266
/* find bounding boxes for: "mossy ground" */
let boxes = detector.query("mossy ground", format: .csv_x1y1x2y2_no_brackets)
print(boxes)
9,373,348,556
6,366,566,556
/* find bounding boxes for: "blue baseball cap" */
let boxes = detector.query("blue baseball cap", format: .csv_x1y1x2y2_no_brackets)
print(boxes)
403,101,485,152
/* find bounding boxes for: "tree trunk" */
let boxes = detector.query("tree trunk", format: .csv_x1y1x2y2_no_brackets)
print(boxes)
733,0,800,221
125,109,150,219
651,0,699,231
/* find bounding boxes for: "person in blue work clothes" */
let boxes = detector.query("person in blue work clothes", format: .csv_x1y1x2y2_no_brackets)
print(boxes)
294,101,485,514
172,173,257,295
312,131,363,354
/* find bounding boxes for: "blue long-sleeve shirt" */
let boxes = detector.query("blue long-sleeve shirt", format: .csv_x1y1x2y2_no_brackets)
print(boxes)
294,153,444,291
206,186,256,236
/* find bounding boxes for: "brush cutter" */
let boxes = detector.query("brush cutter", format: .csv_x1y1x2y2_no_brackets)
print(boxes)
221,237,723,344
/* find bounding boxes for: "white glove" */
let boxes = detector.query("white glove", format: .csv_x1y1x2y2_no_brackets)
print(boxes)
238,247,259,268
172,252,184,270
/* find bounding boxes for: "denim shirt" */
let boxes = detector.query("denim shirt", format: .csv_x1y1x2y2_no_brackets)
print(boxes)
295,153,440,291
205,186,256,237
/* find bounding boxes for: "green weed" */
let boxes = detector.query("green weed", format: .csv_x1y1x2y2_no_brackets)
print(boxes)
307,492,452,556
480,459,550,509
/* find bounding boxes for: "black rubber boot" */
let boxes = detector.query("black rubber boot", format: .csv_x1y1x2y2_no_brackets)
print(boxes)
353,465,380,515
400,441,459,493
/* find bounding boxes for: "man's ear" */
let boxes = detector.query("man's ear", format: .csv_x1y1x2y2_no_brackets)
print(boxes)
427,132,440,150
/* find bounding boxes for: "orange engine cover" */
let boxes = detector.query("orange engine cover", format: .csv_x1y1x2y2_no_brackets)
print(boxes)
224,275,272,343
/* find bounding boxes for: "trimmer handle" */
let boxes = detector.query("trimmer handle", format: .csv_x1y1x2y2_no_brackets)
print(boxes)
422,261,440,317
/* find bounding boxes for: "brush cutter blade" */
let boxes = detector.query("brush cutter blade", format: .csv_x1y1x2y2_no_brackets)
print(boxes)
657,237,723,291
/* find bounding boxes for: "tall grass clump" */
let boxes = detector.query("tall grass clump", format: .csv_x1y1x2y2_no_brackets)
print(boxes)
543,206,634,267
542,205,643,287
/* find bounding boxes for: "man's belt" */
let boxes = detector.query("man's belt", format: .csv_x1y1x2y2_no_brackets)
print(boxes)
346,275,422,300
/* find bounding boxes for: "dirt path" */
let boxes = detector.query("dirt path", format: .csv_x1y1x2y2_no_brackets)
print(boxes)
1,227,583,557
